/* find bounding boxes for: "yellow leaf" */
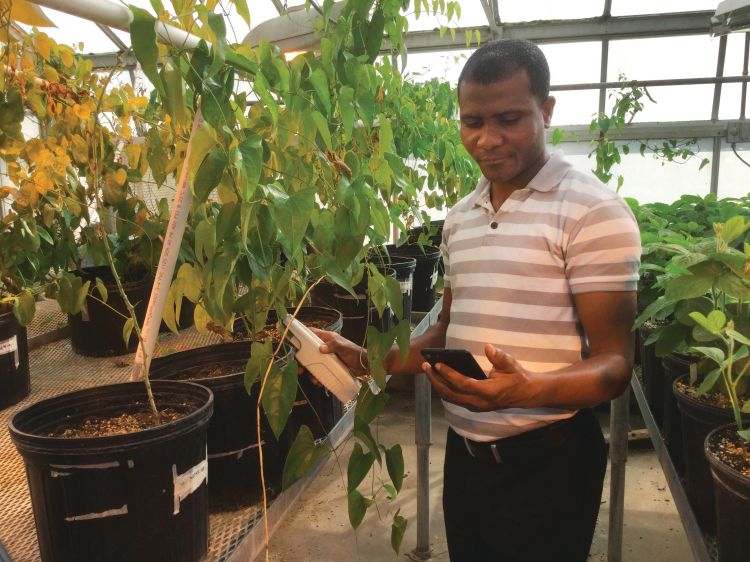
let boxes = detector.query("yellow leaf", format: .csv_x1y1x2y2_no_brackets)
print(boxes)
10,0,55,27
73,103,91,121
59,46,74,68
42,65,58,82
33,32,52,61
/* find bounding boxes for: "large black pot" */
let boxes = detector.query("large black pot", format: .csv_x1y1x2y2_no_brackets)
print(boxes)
705,424,750,562
311,266,396,347
68,266,152,357
382,244,441,312
9,381,213,562
673,375,750,533
368,249,417,324
662,353,700,475
150,342,291,509
0,309,30,409
408,219,444,275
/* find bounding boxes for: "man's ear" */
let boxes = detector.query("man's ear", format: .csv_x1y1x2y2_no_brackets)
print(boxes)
542,96,556,128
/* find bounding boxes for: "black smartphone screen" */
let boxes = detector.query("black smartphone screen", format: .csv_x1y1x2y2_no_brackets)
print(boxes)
420,348,487,380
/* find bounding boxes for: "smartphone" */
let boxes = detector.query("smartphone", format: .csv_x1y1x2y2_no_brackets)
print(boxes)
420,348,487,380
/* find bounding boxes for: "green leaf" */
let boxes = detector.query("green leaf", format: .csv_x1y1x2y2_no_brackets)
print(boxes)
348,489,368,529
282,425,329,490
129,7,165,97
244,340,272,391
706,310,727,332
310,110,333,151
237,133,263,200
338,86,355,142
727,329,750,347
551,128,564,145
365,7,385,63
206,12,227,79
233,0,250,26
355,384,389,424
12,289,35,326
187,121,219,180
309,68,331,117
391,511,408,554
267,186,315,258
162,59,187,127
347,442,375,492
721,216,750,245
195,218,216,263
354,416,382,464
654,322,691,357
193,149,228,202
696,367,722,396
715,273,750,301
122,317,135,346
261,358,298,438
177,263,202,302
162,286,178,334
95,278,108,303
665,275,713,302
385,444,404,492
384,276,403,321
365,325,392,390
692,346,725,366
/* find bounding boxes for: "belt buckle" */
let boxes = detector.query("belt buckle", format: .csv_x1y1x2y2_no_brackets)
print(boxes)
463,437,476,457
463,437,503,464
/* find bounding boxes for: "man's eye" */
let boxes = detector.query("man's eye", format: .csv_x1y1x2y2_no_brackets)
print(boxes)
500,117,520,125
462,120,481,128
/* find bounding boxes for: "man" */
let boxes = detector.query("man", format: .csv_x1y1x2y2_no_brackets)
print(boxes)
316,39,641,562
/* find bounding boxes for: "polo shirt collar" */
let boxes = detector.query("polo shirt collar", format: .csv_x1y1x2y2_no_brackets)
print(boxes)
468,151,571,208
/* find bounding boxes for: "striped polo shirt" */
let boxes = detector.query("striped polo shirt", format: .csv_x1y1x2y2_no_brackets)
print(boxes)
441,151,641,441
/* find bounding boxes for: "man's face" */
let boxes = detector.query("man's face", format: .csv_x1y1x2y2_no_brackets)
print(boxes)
459,70,555,187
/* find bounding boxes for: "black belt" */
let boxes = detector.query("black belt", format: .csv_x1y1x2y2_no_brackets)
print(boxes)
455,409,590,465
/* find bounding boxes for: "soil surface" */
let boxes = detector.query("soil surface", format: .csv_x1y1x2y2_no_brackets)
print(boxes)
168,360,248,381
50,406,188,438
235,319,332,342
674,380,740,409
707,427,750,478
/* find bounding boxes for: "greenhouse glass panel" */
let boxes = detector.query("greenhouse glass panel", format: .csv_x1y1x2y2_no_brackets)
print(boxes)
719,83,744,120
611,0,717,16
606,84,715,121
540,42,602,85
717,143,750,199
498,0,604,22
722,32,749,77
556,141,711,204
550,90,600,125
402,49,474,85
608,36,720,81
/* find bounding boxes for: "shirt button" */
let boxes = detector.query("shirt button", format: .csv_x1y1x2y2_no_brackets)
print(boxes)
490,221,498,229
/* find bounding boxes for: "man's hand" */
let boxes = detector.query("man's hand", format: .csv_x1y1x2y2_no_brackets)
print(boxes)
423,344,538,412
311,328,368,377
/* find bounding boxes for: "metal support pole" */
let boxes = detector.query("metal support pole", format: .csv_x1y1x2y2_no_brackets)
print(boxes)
607,386,630,562
599,39,609,117
741,33,749,119
413,372,433,560
710,35,727,196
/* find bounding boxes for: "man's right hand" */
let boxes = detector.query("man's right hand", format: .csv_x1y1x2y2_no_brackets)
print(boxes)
310,328,368,377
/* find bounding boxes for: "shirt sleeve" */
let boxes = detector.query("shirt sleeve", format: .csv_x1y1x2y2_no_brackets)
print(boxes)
565,197,641,294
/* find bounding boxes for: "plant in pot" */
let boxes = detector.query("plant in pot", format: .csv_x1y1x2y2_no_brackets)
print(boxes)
4,24,214,562
648,216,750,532
690,311,750,561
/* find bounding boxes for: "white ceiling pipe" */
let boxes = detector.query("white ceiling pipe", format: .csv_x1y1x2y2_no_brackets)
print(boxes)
28,0,203,51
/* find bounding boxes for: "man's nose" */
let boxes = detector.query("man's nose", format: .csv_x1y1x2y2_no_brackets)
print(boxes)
476,124,503,149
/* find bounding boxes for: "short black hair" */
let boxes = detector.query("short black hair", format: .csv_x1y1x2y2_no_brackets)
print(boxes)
458,39,550,102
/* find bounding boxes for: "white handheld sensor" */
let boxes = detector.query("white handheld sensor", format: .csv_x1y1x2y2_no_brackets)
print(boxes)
282,315,360,403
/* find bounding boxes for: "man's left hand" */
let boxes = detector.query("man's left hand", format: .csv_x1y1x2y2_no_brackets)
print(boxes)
422,344,537,411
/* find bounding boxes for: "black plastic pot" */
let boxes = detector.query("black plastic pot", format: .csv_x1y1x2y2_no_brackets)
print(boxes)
0,309,30,409
662,352,700,476
9,381,213,562
638,325,665,427
705,424,750,562
383,244,441,312
68,266,152,357
311,266,396,347
368,249,417,324
150,342,291,510
408,220,444,275
673,376,749,533
265,307,345,440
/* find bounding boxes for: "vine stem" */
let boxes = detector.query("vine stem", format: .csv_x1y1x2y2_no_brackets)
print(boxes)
88,58,161,421
256,275,325,561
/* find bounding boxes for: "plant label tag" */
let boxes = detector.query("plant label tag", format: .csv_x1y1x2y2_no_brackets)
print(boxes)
399,275,413,296
172,456,208,515
0,336,19,368
81,303,90,322
430,269,438,289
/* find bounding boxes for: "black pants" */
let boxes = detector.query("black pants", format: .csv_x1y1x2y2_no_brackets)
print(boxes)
443,409,607,562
